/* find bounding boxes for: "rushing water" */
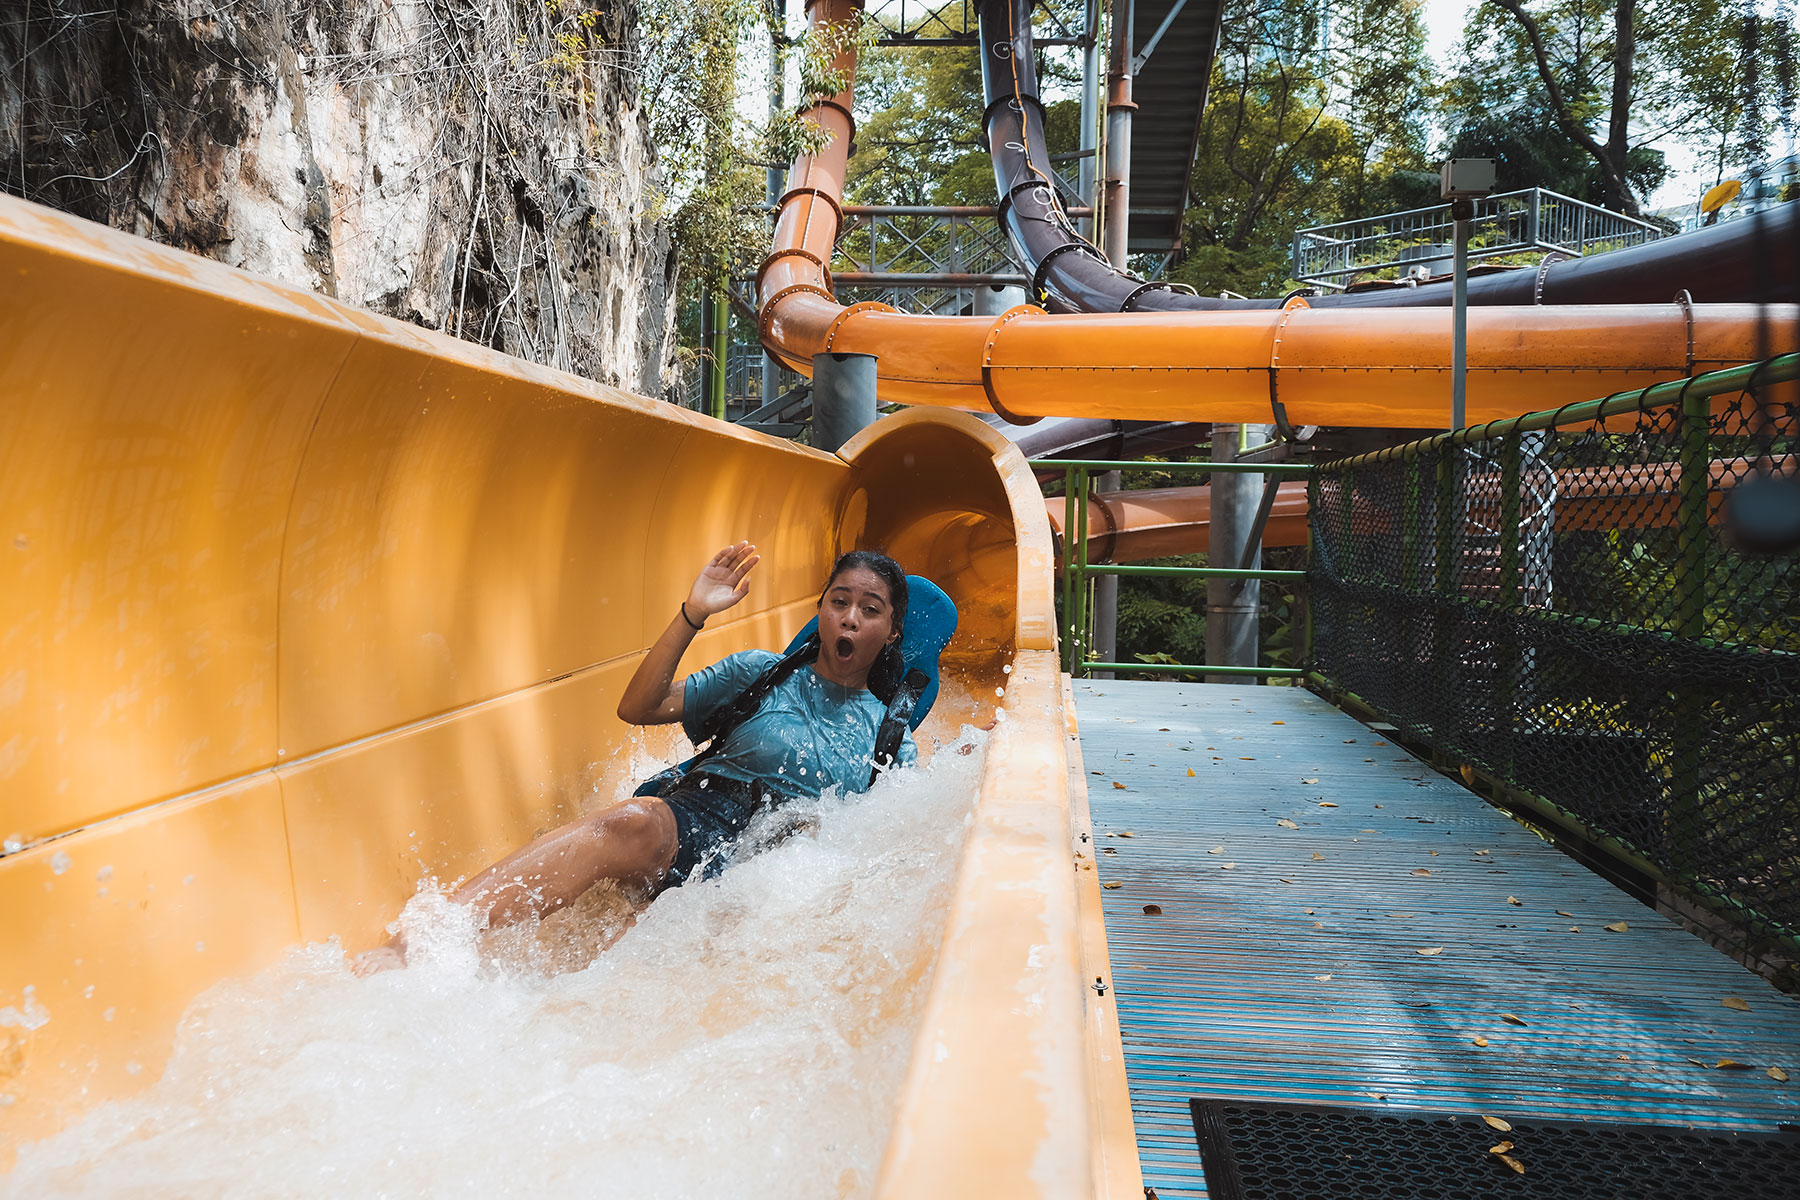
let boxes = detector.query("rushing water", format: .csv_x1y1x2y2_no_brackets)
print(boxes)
5,730,988,1200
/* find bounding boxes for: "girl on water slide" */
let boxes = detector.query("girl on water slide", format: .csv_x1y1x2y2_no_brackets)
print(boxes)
357,542,920,973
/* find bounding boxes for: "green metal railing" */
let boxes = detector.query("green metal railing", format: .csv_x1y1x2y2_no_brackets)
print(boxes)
1307,353,1800,984
1046,458,1312,679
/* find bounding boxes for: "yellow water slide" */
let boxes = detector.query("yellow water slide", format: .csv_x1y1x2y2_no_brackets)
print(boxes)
0,193,1141,1196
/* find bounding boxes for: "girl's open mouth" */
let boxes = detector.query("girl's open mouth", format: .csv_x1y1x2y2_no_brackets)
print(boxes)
834,636,856,660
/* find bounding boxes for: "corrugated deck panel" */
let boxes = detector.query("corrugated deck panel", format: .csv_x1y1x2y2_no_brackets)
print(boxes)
1077,681,1800,1200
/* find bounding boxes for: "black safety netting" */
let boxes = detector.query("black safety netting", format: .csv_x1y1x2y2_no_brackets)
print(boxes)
1307,378,1799,981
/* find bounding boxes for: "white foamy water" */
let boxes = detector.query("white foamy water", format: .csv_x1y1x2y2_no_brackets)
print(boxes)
5,732,988,1200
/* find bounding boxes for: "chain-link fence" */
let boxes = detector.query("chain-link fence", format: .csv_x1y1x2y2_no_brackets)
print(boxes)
1307,356,1800,988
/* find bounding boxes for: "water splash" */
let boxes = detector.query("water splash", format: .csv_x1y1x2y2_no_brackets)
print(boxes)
4,731,988,1199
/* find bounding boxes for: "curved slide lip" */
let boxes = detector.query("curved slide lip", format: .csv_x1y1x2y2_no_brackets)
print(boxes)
758,0,1793,428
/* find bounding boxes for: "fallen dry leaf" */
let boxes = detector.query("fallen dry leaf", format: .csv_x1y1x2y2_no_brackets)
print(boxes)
1142,904,1163,915
1313,974,1333,981
1482,1116,1513,1132
1103,882,1122,889
1489,1141,1514,1154
1187,768,1196,777
1117,831,1135,838
1507,896,1522,906
1301,777,1319,784
1312,852,1325,861
1209,845,1225,855
1501,1014,1527,1026
1417,946,1444,956
1312,922,1325,929
1603,921,1629,933
1411,868,1432,876
1272,720,1286,725
1221,862,1236,870
1388,912,1414,919
1240,756,1256,761
1112,781,1127,790
1716,1059,1753,1070
1569,926,1582,932
1473,1037,1489,1047
1277,818,1299,829
1555,910,1574,917
1769,1066,1789,1082
1319,801,1338,807
1495,1153,1525,1176
1722,996,1751,1012
1430,850,1440,856
1304,909,1315,915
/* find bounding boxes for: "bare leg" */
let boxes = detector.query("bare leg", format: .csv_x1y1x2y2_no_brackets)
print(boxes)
355,798,679,975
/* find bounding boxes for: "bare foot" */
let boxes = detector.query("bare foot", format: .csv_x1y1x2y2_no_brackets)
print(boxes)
352,940,407,977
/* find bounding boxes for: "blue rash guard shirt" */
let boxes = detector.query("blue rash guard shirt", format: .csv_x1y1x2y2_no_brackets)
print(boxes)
681,649,918,800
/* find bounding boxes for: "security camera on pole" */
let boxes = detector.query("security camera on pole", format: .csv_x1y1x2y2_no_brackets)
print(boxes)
1440,158,1496,430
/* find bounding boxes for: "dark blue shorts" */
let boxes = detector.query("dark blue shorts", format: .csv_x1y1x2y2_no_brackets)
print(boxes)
648,772,764,885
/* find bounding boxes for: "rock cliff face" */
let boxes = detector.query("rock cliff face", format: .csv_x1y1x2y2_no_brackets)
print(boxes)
1,0,674,394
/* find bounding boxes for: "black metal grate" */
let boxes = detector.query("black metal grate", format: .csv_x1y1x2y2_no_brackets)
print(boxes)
1191,1098,1800,1200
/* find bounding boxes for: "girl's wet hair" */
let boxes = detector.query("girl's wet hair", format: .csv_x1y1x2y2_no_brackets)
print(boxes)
821,550,909,701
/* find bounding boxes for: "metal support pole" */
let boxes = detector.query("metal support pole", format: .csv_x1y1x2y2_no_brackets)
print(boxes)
811,351,878,452
707,286,729,421
1207,424,1266,683
973,283,1027,315
1075,466,1092,676
1063,465,1079,673
1079,0,1101,240
1451,197,1473,429
1671,387,1712,869
1103,0,1135,268
1092,469,1120,677
762,16,788,417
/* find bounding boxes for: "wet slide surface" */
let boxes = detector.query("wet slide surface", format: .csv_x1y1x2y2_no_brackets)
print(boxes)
1079,682,1800,1199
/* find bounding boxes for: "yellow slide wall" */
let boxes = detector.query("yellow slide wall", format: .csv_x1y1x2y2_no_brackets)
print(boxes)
0,195,1139,1197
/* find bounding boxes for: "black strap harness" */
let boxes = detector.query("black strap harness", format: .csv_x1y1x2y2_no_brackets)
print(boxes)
663,634,925,793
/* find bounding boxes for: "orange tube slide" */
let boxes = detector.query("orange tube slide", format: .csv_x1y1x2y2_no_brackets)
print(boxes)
762,0,1790,430
1046,483,1311,563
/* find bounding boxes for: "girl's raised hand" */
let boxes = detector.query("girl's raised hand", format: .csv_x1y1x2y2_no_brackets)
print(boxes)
687,541,760,620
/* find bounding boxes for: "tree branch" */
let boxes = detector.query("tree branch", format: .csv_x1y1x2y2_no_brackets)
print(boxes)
1490,0,1640,214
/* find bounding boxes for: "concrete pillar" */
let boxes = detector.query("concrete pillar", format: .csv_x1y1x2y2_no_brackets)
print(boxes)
1206,424,1270,683
812,351,877,452
974,283,1027,315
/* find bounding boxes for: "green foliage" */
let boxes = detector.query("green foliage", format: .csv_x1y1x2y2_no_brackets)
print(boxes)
1115,554,1211,667
1439,0,1797,215
1167,0,1433,299
847,18,987,205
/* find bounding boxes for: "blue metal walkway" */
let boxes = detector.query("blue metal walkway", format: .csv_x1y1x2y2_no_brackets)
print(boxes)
1077,681,1800,1200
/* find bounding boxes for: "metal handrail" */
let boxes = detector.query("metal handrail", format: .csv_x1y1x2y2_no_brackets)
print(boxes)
1294,187,1663,290
1041,457,1308,679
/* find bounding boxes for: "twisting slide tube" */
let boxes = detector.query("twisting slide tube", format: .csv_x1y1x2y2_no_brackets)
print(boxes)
758,0,1792,428
976,0,1796,314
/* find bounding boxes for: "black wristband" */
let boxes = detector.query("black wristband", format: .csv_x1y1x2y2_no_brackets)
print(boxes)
679,602,704,630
